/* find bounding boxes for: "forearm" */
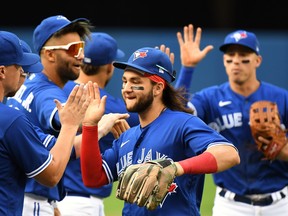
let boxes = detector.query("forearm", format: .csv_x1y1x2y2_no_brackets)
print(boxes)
176,152,217,175
73,131,101,158
81,125,108,187
174,66,194,94
48,125,79,183
176,145,240,175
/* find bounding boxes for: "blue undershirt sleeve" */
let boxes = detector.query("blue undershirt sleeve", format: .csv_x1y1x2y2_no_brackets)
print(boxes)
174,66,195,93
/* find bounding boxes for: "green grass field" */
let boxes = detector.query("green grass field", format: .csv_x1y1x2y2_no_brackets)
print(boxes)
104,174,216,216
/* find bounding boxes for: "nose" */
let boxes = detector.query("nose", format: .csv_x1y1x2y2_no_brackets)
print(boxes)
230,54,242,64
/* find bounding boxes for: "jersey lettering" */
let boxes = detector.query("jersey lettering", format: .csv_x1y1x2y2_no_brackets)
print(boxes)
8,84,34,113
12,85,26,103
116,149,168,175
22,92,34,113
208,112,242,132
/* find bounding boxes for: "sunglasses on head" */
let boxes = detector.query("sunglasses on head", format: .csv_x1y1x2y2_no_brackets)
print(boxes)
42,41,85,58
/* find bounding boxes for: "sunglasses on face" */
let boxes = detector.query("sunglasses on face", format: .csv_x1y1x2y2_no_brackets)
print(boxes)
42,41,85,58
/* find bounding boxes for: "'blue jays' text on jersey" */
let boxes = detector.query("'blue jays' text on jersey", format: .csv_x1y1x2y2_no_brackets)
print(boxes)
99,108,236,216
188,81,288,195
0,103,52,215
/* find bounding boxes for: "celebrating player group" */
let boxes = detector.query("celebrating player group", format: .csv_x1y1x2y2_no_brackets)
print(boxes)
1,14,288,216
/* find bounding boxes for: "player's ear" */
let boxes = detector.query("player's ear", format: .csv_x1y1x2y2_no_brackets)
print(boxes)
0,66,6,79
255,55,262,68
42,49,56,62
153,82,165,96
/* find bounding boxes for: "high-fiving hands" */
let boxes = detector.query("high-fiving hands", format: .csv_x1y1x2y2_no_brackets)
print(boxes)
177,24,214,67
83,81,130,139
82,81,106,127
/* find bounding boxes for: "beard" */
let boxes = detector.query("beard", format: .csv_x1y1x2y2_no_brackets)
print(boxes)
6,91,16,98
56,57,80,83
126,90,154,113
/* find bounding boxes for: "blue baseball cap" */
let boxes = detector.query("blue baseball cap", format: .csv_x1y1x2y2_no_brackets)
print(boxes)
0,31,39,66
113,47,175,83
219,30,260,55
33,15,89,54
83,32,125,66
21,40,43,73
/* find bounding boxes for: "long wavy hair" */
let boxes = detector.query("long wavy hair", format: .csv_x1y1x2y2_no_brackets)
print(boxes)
161,82,194,114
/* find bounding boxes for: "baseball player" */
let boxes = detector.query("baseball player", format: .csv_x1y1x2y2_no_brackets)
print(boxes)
58,32,139,215
175,24,288,215
6,15,130,216
5,15,93,215
79,46,240,216
0,30,102,215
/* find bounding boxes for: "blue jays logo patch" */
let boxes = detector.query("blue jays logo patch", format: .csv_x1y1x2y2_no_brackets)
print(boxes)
160,182,178,208
133,50,148,61
231,31,247,42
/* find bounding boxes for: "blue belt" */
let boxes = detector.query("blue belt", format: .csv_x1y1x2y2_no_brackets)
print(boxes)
219,188,286,206
66,191,90,198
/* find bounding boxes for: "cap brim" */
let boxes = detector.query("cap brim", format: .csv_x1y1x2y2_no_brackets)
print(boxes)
219,44,230,52
22,61,43,73
113,61,150,74
219,43,256,54
18,52,40,66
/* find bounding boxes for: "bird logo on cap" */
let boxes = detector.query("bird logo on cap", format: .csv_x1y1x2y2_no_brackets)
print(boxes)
231,31,247,42
133,50,148,61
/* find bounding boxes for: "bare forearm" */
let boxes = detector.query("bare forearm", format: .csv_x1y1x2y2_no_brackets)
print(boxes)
36,125,78,186
50,126,78,177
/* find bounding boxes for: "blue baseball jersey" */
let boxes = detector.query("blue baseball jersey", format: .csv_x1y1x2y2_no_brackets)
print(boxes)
100,108,235,216
6,72,71,201
62,81,140,197
0,103,52,215
176,67,288,195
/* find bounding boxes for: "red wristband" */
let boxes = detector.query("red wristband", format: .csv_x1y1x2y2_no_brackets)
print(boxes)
178,152,218,174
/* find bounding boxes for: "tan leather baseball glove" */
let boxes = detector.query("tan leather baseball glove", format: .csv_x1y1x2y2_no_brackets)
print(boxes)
249,100,287,160
116,159,177,210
